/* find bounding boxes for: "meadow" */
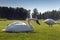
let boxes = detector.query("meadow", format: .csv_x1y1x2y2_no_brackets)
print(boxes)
0,20,60,40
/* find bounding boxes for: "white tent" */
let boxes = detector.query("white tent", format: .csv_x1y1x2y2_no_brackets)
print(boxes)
2,22,34,32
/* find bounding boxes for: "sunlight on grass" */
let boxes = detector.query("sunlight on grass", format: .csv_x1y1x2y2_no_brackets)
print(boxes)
0,20,60,40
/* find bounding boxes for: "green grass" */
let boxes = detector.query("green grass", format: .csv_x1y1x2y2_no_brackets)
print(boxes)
0,20,60,40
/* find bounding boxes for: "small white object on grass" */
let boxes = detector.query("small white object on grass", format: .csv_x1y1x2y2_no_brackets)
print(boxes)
44,19,56,27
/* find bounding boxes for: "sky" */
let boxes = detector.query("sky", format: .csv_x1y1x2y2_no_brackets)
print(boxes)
0,0,60,13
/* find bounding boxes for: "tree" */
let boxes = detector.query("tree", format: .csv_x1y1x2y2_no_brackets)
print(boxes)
0,6,28,20
27,10,31,18
38,12,42,19
32,8,39,18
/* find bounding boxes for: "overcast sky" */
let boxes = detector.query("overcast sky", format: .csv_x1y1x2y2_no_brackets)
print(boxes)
0,0,60,13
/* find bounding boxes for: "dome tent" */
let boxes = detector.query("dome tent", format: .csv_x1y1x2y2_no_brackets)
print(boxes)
2,22,34,32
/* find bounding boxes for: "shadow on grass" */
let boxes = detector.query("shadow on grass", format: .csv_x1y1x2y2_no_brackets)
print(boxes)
2,31,39,33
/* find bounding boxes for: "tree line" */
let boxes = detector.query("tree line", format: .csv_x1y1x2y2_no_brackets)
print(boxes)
0,6,28,20
0,6,60,20
40,10,60,20
32,8,60,20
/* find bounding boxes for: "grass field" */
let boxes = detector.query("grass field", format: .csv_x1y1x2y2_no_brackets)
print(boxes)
0,20,60,40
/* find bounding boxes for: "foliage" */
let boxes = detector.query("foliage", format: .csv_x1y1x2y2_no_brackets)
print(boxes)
32,8,39,18
41,10,60,20
0,6,60,20
0,6,28,20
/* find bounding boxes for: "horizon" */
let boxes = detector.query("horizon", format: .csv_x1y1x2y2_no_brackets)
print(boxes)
0,0,60,13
